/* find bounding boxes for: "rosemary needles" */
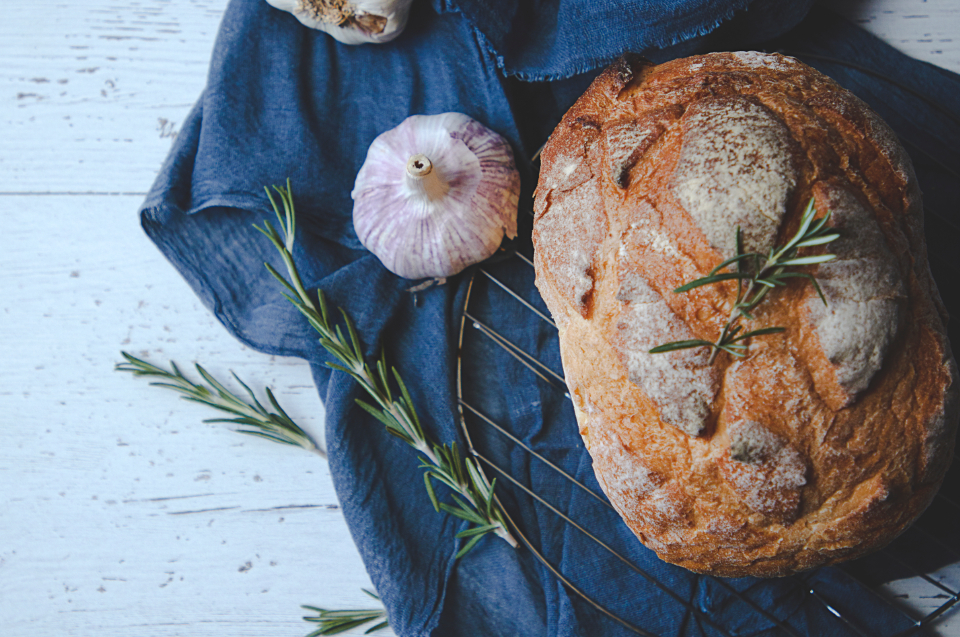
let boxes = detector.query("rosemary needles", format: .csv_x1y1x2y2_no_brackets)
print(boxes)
116,351,323,455
302,589,389,636
650,197,839,363
255,181,518,556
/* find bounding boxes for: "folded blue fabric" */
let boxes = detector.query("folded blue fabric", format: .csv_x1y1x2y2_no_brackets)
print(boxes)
140,1,960,635
436,0,813,80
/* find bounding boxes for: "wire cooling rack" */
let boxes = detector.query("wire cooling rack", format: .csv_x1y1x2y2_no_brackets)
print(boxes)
453,252,960,637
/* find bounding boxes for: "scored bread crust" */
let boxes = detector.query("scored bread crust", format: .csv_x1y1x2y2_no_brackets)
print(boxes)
532,52,959,577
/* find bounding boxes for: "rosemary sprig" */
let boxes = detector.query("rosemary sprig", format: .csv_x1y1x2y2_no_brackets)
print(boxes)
650,197,839,364
116,351,323,455
255,181,518,556
302,589,389,636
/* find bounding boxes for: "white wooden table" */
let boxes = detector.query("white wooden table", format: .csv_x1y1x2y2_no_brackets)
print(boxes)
1,1,957,635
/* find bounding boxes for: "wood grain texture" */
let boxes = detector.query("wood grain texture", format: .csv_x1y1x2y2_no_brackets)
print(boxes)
0,1,222,194
0,0,957,635
0,195,391,636
830,0,960,72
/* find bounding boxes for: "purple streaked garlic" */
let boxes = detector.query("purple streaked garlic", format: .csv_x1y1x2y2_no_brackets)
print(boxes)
351,113,520,279
264,0,411,45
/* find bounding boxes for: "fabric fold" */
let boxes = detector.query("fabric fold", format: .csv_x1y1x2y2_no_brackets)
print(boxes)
433,0,815,80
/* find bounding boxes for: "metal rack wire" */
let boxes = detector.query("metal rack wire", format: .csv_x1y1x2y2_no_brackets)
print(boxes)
455,252,960,637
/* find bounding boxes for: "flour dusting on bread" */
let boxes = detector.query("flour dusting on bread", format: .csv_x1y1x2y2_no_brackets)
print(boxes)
534,176,607,317
614,271,718,436
589,427,665,521
604,122,657,189
730,51,797,71
673,96,798,257
805,181,906,402
721,420,807,522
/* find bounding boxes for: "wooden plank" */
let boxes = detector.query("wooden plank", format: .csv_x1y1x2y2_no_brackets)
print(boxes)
0,0,224,193
830,0,960,72
0,194,394,636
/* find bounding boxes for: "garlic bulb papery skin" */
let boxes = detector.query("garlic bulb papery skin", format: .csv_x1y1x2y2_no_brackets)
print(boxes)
264,0,411,45
351,113,520,279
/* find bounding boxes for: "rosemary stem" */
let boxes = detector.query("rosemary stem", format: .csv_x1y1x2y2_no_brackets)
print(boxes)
496,526,519,548
410,429,516,547
116,352,323,455
286,256,316,311
361,367,424,443
258,182,519,557
707,252,780,364
653,198,837,363
385,400,421,441
708,276,752,365
413,439,439,463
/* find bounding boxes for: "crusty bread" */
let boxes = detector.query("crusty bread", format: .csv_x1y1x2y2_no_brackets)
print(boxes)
532,52,959,577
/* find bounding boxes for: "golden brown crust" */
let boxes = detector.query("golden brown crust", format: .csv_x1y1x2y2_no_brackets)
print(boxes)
532,52,959,577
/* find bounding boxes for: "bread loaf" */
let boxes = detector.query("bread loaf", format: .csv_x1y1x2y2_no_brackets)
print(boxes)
532,52,959,577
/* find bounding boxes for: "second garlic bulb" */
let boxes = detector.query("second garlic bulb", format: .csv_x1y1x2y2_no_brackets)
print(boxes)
352,113,520,279
265,0,412,45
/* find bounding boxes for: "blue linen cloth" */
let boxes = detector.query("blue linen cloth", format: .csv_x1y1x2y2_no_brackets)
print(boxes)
139,1,960,635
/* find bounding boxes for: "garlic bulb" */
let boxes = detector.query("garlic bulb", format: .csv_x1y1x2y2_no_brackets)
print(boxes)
352,113,520,279
264,0,411,45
